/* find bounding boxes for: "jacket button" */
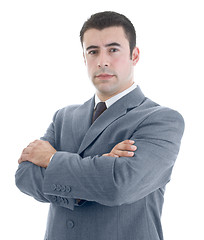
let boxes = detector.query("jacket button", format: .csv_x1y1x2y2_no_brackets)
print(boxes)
67,220,74,228
52,184,57,191
52,196,57,202
56,184,61,191
63,198,69,205
66,186,71,192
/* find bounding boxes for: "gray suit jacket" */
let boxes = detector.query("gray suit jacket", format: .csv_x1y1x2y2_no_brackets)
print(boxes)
15,86,184,240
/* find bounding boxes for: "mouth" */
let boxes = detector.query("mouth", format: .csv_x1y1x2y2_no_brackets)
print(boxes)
95,74,114,80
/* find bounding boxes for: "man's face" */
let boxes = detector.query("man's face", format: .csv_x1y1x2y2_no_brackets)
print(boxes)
83,26,139,101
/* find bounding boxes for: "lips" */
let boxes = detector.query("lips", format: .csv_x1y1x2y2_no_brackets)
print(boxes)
96,74,114,79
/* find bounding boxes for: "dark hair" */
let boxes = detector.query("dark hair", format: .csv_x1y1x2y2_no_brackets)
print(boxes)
80,11,136,55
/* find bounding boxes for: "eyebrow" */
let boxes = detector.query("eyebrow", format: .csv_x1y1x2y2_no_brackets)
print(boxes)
86,42,121,51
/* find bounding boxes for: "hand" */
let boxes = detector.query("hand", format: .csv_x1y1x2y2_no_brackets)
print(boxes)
18,140,57,168
103,140,137,157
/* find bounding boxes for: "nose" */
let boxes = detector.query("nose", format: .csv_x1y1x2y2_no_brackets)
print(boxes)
97,51,109,68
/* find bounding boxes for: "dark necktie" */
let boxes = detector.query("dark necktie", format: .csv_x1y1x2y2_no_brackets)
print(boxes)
92,102,107,123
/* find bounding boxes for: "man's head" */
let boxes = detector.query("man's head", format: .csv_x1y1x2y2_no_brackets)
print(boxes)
80,11,136,57
80,11,139,101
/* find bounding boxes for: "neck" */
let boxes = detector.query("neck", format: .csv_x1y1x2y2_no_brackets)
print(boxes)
97,82,135,102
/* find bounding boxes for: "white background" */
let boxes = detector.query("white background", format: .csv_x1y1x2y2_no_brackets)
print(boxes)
0,0,203,239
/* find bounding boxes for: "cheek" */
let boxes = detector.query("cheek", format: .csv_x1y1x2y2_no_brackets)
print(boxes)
86,62,94,76
86,58,96,71
113,57,130,74
114,53,129,65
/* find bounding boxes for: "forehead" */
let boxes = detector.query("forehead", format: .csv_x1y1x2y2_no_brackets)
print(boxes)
83,26,129,49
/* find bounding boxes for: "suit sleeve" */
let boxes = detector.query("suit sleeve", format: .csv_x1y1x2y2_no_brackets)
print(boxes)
15,110,76,210
42,108,185,207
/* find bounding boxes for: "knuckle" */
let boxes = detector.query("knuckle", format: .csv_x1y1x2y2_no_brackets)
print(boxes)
20,155,25,162
127,145,132,151
116,150,124,157
120,151,131,157
113,149,119,155
122,151,128,157
34,140,39,144
34,139,40,145
114,143,119,149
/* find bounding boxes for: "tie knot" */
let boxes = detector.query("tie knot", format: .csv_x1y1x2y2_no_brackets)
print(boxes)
92,102,107,122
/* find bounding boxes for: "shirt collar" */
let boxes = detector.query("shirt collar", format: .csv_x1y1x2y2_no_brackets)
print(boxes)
94,82,137,109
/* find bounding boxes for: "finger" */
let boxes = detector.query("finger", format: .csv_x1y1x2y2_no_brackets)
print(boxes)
27,141,36,147
20,152,31,162
122,140,135,145
108,153,119,157
114,143,137,152
119,150,134,157
115,140,134,147
22,147,32,154
18,156,27,164
103,153,119,157
112,149,135,157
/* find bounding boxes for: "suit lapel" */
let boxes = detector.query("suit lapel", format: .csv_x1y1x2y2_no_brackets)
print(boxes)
72,97,95,150
77,86,146,155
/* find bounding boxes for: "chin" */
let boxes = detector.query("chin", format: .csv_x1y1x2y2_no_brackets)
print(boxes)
98,88,119,98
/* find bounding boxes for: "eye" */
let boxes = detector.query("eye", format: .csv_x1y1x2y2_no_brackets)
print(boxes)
109,48,119,53
88,50,98,55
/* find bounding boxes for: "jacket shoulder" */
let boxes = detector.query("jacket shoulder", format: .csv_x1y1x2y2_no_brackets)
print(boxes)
53,104,82,121
142,97,184,125
138,98,185,140
153,106,185,130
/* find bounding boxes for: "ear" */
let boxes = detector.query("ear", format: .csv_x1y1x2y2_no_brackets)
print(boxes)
132,47,140,66
83,52,87,65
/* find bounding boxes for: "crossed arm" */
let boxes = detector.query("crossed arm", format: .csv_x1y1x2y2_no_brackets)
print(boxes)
18,139,137,167
16,108,184,209
17,139,137,208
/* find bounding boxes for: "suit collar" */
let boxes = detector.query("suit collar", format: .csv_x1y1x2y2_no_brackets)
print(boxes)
74,86,145,155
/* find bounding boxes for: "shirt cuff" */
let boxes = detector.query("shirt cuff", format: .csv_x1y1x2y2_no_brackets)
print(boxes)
49,153,55,162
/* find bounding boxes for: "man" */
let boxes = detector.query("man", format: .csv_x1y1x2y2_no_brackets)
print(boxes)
15,11,185,240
